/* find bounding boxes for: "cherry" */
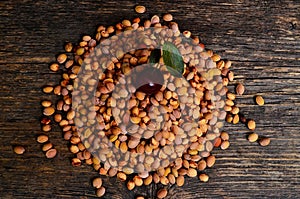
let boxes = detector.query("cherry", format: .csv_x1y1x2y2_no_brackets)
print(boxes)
132,64,164,95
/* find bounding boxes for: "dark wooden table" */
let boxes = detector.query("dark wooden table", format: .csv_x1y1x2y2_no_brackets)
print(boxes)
1,0,299,198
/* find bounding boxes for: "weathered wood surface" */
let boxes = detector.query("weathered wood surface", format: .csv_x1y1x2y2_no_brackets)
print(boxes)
0,0,299,198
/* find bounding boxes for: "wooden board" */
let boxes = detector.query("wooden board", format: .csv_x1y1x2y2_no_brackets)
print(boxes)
0,0,299,198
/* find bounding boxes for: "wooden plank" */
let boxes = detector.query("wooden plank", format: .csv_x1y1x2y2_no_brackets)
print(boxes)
0,0,299,198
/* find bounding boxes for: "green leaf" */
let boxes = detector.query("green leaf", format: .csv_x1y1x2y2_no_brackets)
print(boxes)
165,65,182,77
162,41,184,77
148,48,161,64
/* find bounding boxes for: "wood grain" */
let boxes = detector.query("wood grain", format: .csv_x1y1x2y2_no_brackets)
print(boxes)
0,0,299,198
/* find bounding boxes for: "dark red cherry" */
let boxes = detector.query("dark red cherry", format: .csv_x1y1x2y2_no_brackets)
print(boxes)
133,65,164,95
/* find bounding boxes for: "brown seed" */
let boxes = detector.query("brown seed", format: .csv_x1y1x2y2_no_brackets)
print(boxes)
153,173,160,184
259,137,270,146
76,47,85,56
130,116,141,124
79,41,87,47
41,100,52,108
127,180,135,190
214,137,222,147
43,107,55,116
247,119,256,130
198,160,207,171
107,168,117,177
164,90,172,100
45,148,57,158
71,158,81,166
211,54,221,62
151,15,160,24
255,95,264,106
199,173,209,182
217,60,225,69
65,59,73,69
92,177,103,188
42,124,51,132
157,188,168,199
142,175,152,185
83,150,91,159
70,136,81,144
226,114,233,123
236,83,245,95
96,187,105,197
228,71,234,81
131,107,139,116
227,92,236,100
159,176,169,185
187,168,197,177
117,172,127,182
56,100,64,111
40,117,51,125
223,77,229,86
63,131,72,140
85,158,93,166
69,145,79,154
220,132,229,140
106,26,115,34
220,140,230,150
99,168,108,175
206,155,216,167
225,60,232,68
53,85,61,95
231,106,240,115
133,176,143,186
37,134,49,143
136,91,145,101
232,114,239,124
176,161,187,171
182,159,189,169
76,152,84,161
82,35,91,42
168,173,176,184
54,114,62,123
224,105,232,112
156,168,164,177
42,142,53,152
57,54,67,64
66,110,75,121
59,119,68,127
14,146,25,155
92,157,100,165
64,42,73,52
43,86,53,94
248,133,258,143
225,99,234,107
49,63,59,72
163,13,173,21
135,5,146,14
176,175,185,186
120,142,128,153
